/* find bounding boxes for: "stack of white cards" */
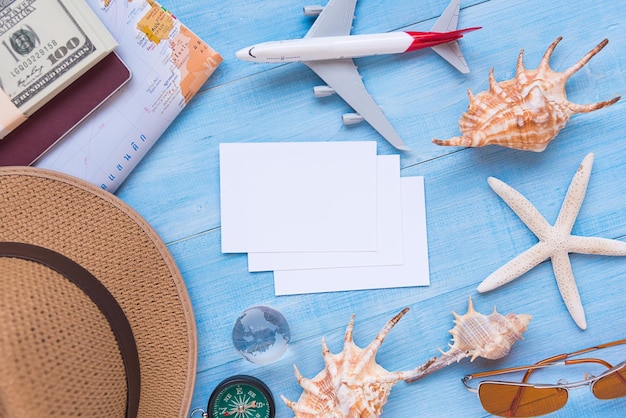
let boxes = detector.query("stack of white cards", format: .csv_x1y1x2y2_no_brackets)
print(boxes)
219,141,429,295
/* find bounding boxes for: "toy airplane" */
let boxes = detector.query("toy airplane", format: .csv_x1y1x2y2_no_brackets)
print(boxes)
236,0,480,151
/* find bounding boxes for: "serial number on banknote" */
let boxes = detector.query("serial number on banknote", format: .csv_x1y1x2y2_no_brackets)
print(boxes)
4,37,82,79
3,39,57,76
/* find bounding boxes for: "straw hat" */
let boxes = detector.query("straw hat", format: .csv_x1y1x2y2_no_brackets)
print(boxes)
0,167,197,417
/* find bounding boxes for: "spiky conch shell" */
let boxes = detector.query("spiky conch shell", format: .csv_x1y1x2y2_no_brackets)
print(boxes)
405,297,532,383
433,37,620,151
281,308,412,418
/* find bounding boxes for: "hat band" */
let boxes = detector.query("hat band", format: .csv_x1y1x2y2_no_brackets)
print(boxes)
0,242,140,418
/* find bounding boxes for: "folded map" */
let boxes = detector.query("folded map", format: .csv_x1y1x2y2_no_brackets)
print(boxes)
36,0,222,192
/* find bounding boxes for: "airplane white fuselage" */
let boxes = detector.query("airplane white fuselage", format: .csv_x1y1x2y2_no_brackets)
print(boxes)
236,32,418,63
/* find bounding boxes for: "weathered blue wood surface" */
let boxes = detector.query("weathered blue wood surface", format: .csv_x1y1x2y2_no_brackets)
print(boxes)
115,0,626,416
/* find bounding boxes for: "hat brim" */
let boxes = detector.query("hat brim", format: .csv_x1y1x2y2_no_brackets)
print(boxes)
0,167,197,417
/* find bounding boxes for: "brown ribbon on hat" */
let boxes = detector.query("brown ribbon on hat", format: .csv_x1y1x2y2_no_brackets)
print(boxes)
0,242,140,418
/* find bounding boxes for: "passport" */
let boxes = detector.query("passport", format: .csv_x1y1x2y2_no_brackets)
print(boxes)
0,52,131,166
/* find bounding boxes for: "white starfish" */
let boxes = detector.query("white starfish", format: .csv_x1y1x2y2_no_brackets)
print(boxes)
477,153,626,330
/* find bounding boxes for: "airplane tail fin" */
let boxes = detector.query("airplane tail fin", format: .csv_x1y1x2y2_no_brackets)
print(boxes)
429,0,476,73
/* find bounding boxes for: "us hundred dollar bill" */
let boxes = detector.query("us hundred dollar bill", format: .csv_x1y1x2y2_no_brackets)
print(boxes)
0,0,117,117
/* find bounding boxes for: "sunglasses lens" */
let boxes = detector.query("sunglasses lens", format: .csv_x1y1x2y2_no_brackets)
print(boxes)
478,383,568,417
592,366,626,400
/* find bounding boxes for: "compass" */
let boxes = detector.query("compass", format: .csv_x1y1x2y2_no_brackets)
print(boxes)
203,375,275,418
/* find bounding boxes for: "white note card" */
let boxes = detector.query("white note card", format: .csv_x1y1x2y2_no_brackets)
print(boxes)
273,176,429,295
248,155,403,271
219,142,378,253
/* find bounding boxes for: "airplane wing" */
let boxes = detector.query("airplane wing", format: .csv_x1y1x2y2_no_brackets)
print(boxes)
304,59,410,151
431,42,470,73
431,0,460,32
305,0,357,38
429,0,470,73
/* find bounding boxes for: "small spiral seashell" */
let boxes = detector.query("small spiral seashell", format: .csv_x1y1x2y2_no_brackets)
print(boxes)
405,297,531,383
433,37,620,151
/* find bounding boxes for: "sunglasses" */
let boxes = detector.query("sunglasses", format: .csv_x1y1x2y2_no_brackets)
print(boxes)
462,339,626,417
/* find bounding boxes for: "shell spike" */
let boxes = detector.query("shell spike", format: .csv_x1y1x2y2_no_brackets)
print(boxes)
432,135,470,147
515,49,525,75
466,295,476,314
281,395,297,410
567,96,620,114
404,350,467,383
320,338,340,377
537,36,562,72
488,69,502,94
363,308,410,365
293,365,324,398
467,88,477,111
321,337,330,356
281,394,318,415
293,365,310,388
404,355,444,383
344,314,356,343
562,38,609,80
368,308,409,348
293,364,304,381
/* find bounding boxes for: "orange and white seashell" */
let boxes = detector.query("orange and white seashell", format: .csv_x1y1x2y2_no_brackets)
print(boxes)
433,37,620,151
405,297,531,383
281,308,414,417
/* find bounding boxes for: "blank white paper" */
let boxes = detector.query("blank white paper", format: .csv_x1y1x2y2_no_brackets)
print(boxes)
273,176,429,295
219,141,378,253
247,155,403,271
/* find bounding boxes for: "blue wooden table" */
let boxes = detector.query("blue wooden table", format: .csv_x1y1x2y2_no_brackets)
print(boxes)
114,0,626,416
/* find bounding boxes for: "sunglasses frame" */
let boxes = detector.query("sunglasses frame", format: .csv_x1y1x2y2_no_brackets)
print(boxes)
462,339,626,416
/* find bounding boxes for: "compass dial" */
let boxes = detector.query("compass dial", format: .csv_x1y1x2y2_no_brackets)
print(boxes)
208,375,275,418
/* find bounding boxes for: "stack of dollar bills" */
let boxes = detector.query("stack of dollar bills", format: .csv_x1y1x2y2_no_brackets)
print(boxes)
0,0,117,135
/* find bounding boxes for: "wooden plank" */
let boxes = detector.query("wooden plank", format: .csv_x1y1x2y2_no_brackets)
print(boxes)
114,0,626,416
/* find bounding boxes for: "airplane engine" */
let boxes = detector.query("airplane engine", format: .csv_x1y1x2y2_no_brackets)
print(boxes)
342,113,364,125
303,5,323,16
313,86,335,97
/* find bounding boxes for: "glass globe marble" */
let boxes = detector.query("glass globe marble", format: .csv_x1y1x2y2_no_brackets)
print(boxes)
232,306,291,365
